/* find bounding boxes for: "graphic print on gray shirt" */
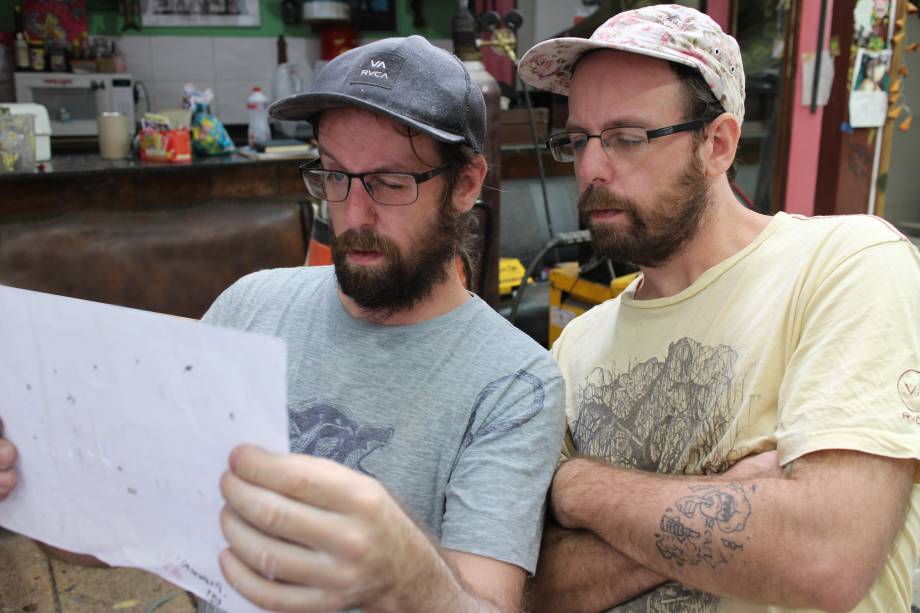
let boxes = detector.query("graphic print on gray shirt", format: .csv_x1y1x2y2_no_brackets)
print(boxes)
202,266,565,585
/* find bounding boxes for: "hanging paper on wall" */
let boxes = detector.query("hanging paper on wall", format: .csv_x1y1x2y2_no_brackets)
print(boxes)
801,50,835,107
849,48,892,127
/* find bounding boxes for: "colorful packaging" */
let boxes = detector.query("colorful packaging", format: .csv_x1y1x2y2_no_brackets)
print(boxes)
184,83,235,156
138,113,191,164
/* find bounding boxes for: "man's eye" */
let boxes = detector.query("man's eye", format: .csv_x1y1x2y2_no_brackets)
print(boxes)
570,137,588,150
381,182,408,190
328,172,347,184
368,176,411,191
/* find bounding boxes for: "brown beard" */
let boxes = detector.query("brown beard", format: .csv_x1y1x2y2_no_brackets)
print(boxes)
331,198,463,317
578,152,712,268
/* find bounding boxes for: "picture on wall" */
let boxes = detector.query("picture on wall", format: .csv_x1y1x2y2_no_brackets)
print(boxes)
140,0,261,27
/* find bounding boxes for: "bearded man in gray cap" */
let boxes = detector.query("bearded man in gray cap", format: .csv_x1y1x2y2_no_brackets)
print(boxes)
0,36,564,613
518,4,920,613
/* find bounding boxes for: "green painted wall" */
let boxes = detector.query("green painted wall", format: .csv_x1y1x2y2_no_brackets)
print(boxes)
2,1,455,39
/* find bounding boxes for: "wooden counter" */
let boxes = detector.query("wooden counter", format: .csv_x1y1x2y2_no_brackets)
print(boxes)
0,153,313,318
1,152,308,218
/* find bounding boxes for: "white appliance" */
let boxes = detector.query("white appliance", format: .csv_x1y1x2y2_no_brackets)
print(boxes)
14,72,135,136
0,103,52,161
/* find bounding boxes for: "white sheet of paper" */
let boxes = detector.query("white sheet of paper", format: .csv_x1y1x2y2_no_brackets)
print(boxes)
0,285,289,613
801,50,835,107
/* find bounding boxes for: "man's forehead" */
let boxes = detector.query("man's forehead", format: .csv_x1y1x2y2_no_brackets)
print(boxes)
568,51,684,126
317,107,440,169
572,49,680,86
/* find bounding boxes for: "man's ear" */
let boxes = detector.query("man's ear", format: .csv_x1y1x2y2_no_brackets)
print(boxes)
452,154,488,213
702,113,741,179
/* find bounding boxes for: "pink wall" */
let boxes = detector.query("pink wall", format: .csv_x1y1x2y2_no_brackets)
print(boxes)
706,0,732,32
783,1,834,215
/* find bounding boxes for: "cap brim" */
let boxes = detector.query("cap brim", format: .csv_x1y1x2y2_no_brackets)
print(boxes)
268,92,465,145
518,36,700,95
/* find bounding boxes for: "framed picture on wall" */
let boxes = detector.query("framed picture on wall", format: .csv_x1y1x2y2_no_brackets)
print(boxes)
140,0,261,27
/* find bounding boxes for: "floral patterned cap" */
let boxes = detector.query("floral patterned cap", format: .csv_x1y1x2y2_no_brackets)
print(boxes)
518,4,745,124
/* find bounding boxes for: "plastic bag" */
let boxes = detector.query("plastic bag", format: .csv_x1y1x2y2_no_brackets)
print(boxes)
184,83,235,156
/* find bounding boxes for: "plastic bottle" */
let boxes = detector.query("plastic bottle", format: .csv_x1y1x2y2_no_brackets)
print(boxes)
246,86,270,147
15,33,30,71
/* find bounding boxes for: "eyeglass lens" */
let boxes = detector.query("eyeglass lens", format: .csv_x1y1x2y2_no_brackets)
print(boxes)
302,170,419,206
550,127,648,163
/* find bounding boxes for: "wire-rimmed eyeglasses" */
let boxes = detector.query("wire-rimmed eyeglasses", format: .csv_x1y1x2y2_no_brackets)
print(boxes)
546,120,707,163
299,159,448,206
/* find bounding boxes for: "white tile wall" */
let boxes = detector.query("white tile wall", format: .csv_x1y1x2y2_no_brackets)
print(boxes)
117,36,154,83
148,80,217,112
151,36,217,82
116,34,322,125
214,37,278,81
112,36,453,125
215,79,271,125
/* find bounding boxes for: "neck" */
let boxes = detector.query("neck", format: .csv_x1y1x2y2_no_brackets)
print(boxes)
635,178,772,300
338,262,472,325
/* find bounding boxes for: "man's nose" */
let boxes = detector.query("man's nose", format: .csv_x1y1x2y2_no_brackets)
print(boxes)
341,177,378,227
575,136,615,189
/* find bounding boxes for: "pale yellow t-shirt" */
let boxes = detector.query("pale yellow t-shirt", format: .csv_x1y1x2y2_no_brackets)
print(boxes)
552,212,920,612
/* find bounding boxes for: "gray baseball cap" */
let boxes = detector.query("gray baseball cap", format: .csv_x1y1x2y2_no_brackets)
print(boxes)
269,35,486,153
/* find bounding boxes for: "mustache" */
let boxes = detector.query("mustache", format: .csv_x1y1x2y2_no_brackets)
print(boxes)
577,185,639,215
332,228,399,257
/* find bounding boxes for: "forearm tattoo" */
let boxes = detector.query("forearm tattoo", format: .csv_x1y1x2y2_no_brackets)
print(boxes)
655,483,752,568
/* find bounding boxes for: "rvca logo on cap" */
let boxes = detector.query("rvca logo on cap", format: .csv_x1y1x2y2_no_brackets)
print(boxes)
350,52,405,89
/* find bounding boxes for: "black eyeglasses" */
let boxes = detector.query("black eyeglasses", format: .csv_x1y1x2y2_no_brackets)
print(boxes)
546,120,707,163
299,159,448,206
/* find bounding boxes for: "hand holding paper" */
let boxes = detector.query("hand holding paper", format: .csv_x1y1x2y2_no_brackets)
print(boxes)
217,445,437,613
0,418,17,501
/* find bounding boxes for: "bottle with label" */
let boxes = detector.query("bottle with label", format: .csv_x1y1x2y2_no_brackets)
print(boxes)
13,5,30,71
246,86,271,147
49,40,68,72
29,40,47,72
15,33,30,71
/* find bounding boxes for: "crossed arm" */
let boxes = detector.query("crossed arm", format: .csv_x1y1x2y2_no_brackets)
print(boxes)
218,445,524,613
531,449,916,612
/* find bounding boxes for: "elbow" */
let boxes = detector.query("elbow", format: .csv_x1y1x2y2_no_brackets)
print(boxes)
791,556,875,613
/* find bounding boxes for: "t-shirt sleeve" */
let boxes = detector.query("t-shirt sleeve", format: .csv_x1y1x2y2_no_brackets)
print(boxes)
201,271,267,327
439,362,566,574
775,239,920,477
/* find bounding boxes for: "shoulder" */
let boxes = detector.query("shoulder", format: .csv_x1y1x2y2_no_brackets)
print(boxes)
234,265,332,294
553,296,624,357
780,213,910,257
203,266,333,325
784,215,920,284
468,298,561,371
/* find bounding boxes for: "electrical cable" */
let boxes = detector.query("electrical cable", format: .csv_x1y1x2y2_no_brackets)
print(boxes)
519,75,556,241
508,230,592,325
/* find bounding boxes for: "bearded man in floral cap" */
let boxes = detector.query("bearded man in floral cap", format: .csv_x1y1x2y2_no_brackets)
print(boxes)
519,4,920,612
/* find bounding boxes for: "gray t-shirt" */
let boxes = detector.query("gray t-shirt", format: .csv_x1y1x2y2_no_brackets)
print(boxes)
202,266,565,576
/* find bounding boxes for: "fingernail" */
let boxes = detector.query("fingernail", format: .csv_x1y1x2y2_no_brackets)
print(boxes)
229,447,241,471
0,471,15,491
0,443,13,467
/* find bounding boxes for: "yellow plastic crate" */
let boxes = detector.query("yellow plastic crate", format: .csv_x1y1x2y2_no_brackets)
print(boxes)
548,262,639,345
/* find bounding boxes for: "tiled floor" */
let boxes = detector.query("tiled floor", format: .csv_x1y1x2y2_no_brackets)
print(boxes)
0,529,195,613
